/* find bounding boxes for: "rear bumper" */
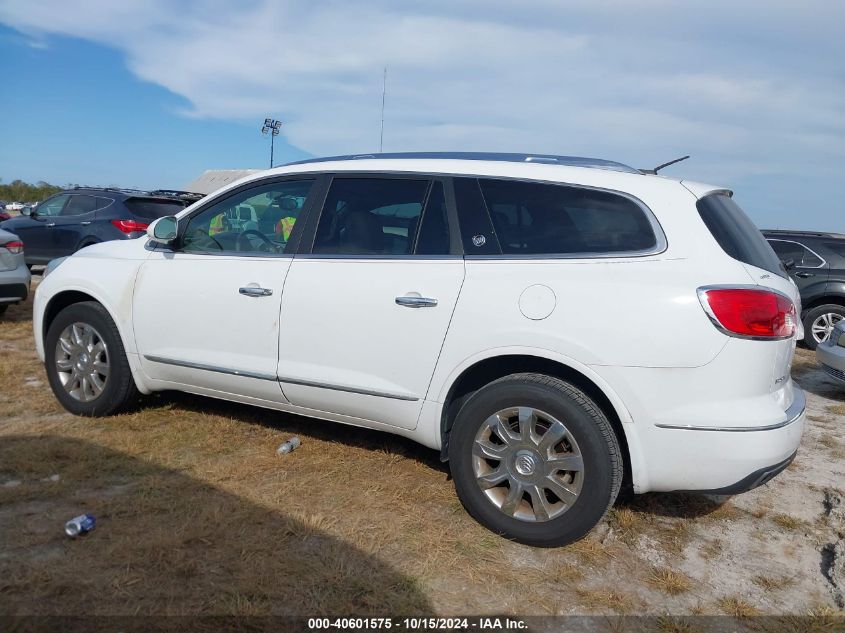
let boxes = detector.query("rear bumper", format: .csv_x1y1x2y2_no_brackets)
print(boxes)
816,342,845,383
0,267,30,304
629,387,805,493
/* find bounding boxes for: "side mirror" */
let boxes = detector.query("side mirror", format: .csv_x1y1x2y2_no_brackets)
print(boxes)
781,257,796,272
20,207,32,217
148,216,178,246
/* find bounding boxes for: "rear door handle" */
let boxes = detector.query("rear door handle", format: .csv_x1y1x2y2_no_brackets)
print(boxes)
795,271,814,278
395,295,438,308
80,221,92,226
239,286,273,297
46,222,56,228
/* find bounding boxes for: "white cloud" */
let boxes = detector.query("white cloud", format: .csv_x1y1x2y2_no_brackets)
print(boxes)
0,0,843,195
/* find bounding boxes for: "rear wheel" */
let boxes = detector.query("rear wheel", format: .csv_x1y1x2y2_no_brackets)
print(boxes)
44,301,139,416
0,304,7,316
448,373,622,547
803,304,845,349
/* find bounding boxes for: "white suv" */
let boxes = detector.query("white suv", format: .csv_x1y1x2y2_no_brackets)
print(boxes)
34,152,805,546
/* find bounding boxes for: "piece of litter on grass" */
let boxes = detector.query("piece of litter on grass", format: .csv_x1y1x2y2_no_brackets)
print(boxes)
277,437,301,455
65,514,96,537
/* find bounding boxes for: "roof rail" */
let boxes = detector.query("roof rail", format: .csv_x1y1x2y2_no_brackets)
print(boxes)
149,189,205,200
762,229,845,239
284,152,640,174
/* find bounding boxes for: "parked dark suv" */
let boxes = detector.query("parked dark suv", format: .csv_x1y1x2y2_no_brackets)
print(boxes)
0,187,203,266
763,230,845,349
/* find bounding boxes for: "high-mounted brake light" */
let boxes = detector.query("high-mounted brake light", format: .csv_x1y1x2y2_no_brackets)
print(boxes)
698,287,795,339
111,219,149,234
0,240,24,254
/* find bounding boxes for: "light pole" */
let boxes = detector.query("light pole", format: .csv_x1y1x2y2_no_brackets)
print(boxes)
261,118,282,168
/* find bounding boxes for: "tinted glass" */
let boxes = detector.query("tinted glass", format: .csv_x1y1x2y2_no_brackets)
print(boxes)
478,178,657,255
125,198,189,220
182,179,313,255
768,239,823,268
822,242,845,261
697,194,786,278
35,194,70,217
63,195,97,215
415,181,450,255
313,178,429,255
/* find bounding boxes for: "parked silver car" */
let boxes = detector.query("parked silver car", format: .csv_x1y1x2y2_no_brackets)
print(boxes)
816,321,845,384
0,228,31,316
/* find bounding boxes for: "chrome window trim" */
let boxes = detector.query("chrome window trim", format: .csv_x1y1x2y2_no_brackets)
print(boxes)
277,375,419,401
655,389,805,432
143,355,277,381
696,284,797,342
766,238,827,269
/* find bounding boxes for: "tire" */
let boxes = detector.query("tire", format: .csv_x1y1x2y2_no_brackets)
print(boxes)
44,301,140,416
448,373,622,547
802,304,845,350
0,304,7,316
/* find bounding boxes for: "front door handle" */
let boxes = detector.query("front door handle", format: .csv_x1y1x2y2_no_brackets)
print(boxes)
239,286,273,297
80,221,92,226
795,271,814,278
46,222,56,228
395,295,438,308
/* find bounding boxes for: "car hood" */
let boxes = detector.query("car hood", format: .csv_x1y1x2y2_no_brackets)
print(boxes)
72,236,152,261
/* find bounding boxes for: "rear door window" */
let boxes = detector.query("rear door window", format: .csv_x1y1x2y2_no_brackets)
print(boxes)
62,195,97,216
312,178,430,255
475,178,659,255
767,239,824,268
697,194,786,278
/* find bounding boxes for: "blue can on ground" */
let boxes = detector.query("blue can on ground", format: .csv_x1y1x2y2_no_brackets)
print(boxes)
65,514,96,537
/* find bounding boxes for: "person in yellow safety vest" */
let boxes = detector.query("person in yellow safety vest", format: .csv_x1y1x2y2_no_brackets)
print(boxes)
209,212,228,236
275,215,296,241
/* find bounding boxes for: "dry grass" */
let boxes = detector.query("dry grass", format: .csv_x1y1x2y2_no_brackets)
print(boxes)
771,513,805,531
717,596,761,618
825,404,845,416
818,433,839,449
647,567,693,595
575,588,635,613
752,574,795,591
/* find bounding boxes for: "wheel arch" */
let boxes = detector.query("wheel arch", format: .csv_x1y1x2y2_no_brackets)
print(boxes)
802,293,845,313
436,351,639,493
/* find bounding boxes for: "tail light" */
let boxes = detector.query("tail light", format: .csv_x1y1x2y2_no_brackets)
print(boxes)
111,219,149,234
698,286,796,339
1,240,24,254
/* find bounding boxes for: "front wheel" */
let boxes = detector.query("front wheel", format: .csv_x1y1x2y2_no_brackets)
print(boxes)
448,373,622,547
44,301,139,416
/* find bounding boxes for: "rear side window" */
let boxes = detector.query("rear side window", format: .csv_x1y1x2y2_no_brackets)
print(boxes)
477,178,658,255
697,194,786,278
124,198,187,220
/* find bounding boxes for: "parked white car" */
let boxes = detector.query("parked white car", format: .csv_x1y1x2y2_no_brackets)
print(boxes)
33,152,805,546
5,202,25,211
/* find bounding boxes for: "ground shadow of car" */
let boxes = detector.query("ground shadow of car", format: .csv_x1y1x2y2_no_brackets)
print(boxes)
0,435,433,624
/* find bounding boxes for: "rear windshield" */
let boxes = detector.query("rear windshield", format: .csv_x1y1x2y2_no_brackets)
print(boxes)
696,193,786,278
124,197,187,220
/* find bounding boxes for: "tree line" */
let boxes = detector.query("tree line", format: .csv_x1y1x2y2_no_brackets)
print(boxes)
0,179,64,203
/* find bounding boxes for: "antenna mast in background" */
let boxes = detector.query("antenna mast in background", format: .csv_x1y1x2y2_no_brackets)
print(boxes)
380,66,387,153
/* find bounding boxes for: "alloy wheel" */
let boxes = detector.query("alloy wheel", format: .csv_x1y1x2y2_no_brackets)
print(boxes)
54,322,110,402
472,406,584,522
811,312,843,344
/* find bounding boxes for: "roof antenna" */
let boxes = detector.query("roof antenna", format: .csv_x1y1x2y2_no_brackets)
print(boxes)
379,66,387,153
640,155,690,175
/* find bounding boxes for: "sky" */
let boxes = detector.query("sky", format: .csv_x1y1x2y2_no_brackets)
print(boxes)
0,1,842,230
